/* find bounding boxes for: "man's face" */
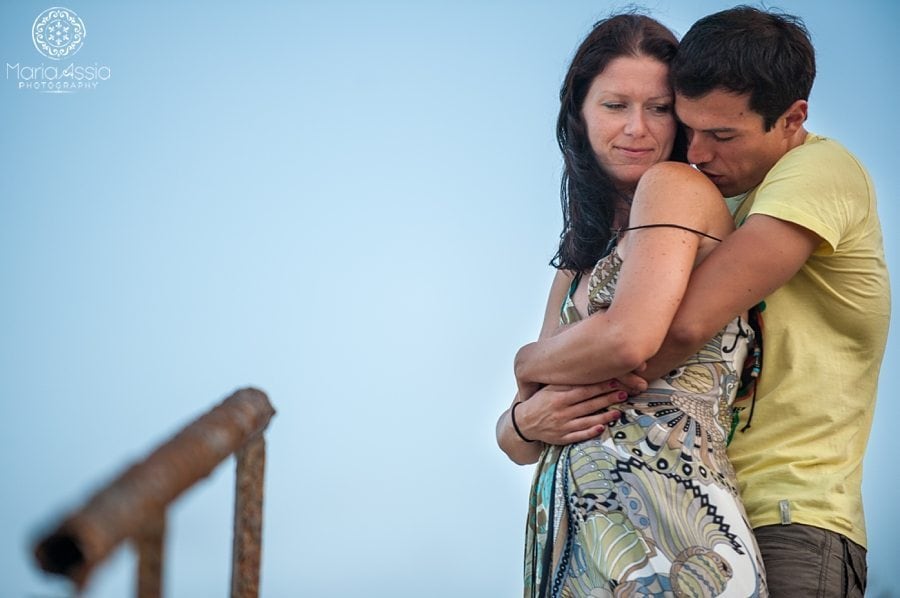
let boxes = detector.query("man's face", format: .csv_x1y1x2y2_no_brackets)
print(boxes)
675,89,792,197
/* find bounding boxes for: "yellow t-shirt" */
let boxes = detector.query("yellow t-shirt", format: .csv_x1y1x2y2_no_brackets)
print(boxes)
729,133,890,548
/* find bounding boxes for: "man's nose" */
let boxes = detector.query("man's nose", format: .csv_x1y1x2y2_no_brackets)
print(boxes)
687,135,712,165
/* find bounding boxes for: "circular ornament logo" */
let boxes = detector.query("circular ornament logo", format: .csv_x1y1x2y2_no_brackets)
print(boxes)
32,7,86,61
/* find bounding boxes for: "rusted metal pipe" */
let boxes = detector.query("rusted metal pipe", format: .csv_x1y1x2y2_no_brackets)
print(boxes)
33,387,275,590
231,434,266,598
134,510,165,598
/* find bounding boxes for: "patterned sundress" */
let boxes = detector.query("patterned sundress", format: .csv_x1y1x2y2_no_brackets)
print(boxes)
524,246,767,598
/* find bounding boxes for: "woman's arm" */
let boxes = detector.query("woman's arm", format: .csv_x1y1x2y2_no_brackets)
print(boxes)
496,269,626,464
496,269,572,464
515,162,732,387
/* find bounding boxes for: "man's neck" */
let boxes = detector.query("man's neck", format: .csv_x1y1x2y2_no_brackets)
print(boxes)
786,127,809,153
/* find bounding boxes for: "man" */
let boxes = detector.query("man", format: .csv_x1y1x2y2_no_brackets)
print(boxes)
505,7,889,596
650,7,889,595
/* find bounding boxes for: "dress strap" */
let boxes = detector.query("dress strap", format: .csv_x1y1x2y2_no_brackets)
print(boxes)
559,271,583,323
567,272,582,298
619,223,722,242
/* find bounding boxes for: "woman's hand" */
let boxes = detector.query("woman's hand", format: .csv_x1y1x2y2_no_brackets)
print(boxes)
516,382,628,445
498,382,631,465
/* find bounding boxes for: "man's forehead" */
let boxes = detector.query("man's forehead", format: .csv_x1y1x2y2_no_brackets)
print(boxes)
675,88,751,104
674,91,757,128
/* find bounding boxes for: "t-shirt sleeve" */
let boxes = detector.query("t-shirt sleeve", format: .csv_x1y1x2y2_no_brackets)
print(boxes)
746,138,872,255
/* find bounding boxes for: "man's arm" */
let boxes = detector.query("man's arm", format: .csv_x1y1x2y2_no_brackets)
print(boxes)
641,213,823,380
514,162,730,387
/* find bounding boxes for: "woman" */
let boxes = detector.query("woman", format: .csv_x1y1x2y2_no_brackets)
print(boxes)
496,14,767,597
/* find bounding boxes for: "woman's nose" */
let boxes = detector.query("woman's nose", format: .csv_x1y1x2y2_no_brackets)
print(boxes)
624,109,647,136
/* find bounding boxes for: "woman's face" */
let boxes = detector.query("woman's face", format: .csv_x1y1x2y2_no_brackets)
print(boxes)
581,55,676,194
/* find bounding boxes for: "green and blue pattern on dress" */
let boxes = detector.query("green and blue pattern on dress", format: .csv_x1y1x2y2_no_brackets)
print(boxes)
524,247,767,597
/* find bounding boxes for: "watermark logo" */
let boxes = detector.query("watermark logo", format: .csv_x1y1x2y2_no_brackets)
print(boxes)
6,6,110,94
32,7,86,60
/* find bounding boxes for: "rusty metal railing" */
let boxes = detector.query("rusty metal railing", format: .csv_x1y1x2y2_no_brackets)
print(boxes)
33,387,276,598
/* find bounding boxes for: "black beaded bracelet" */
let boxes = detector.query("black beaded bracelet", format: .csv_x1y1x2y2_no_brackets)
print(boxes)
511,401,535,443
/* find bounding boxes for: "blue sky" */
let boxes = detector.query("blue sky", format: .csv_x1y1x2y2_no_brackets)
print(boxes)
2,1,897,596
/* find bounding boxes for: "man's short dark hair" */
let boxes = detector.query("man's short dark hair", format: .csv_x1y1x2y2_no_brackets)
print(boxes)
671,5,815,130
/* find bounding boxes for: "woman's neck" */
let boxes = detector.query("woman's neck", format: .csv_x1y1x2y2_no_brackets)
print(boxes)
612,196,632,230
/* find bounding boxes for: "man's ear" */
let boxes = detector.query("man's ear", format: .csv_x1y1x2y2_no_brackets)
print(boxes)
781,99,808,135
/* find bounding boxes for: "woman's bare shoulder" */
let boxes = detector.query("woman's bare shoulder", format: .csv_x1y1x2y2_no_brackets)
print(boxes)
638,161,719,197
628,161,733,241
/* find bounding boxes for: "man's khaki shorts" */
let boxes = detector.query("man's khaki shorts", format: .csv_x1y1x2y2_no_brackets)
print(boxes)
755,523,867,597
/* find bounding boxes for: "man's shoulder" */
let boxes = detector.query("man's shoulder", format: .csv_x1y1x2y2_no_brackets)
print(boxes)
780,132,866,173
747,132,878,249
765,132,871,196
